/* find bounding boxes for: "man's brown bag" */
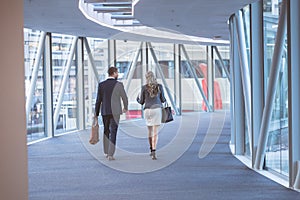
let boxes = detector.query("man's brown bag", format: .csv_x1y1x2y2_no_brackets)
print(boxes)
89,117,99,145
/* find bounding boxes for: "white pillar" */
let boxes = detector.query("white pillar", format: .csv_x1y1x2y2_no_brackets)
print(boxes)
251,0,264,167
174,44,182,114
77,37,85,130
0,1,28,199
207,46,215,111
44,33,54,137
232,18,245,154
235,10,253,155
108,40,116,67
229,17,236,145
289,0,300,189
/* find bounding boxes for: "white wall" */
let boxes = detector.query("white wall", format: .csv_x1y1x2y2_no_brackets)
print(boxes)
0,1,28,199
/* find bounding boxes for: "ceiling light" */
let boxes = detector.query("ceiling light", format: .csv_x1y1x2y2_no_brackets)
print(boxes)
213,35,221,40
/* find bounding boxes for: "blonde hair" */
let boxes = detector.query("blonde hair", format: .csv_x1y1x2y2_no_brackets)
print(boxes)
145,71,159,98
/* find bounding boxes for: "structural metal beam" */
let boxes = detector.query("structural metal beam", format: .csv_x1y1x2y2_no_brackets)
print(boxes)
44,33,54,137
207,46,214,111
213,46,230,82
235,10,252,155
83,38,100,82
231,16,245,154
229,17,236,145
77,37,85,130
125,42,143,92
251,0,264,167
108,40,116,67
174,44,182,115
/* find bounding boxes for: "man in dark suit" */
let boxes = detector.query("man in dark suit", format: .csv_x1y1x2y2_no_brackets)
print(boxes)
94,67,128,161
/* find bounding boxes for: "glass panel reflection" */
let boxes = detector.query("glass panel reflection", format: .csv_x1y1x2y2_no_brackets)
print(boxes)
263,0,288,176
84,38,108,127
242,6,251,157
116,40,143,120
24,28,46,142
52,34,78,134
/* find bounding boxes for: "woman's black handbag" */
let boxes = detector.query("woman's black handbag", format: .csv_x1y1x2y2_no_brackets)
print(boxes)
162,103,173,123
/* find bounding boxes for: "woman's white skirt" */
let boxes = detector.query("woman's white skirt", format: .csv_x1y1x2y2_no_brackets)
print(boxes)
144,108,162,126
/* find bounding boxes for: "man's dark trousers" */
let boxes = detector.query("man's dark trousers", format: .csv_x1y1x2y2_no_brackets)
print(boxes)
102,114,120,156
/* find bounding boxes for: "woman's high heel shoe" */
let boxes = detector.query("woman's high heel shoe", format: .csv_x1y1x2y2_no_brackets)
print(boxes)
151,150,157,160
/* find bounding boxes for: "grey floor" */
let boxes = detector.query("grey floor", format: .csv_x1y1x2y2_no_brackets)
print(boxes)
28,112,300,200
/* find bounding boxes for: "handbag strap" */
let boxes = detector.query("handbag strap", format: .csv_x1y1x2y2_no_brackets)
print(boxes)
162,101,169,108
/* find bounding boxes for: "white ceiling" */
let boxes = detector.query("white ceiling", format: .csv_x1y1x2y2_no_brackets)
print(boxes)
24,0,258,44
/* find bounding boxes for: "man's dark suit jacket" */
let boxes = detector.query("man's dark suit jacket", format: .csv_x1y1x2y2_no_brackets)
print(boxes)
95,78,128,117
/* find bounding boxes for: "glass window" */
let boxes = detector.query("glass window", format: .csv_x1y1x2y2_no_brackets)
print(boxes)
84,38,108,127
116,40,143,120
213,46,231,111
24,28,46,142
242,6,251,157
263,0,289,176
51,34,78,134
178,44,206,112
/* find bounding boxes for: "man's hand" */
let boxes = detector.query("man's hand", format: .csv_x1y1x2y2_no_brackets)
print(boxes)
122,108,128,113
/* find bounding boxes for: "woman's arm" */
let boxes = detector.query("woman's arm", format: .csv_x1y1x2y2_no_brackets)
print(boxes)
159,84,166,103
137,86,145,105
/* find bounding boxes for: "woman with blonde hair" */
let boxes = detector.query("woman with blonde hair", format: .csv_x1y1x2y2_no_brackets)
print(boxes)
137,71,166,160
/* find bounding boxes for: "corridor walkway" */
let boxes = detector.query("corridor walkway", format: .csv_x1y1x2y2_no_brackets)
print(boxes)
28,112,300,200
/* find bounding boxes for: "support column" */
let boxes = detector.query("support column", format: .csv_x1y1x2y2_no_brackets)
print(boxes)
141,42,148,83
235,10,253,155
0,1,28,199
251,0,264,167
144,42,149,73
207,46,214,111
174,44,182,114
289,0,300,189
108,40,116,67
232,17,245,154
77,37,85,130
44,33,54,137
229,17,236,145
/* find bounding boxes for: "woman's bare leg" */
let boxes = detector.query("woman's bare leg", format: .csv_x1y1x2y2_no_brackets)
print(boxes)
147,126,153,154
152,125,159,150
151,125,159,160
